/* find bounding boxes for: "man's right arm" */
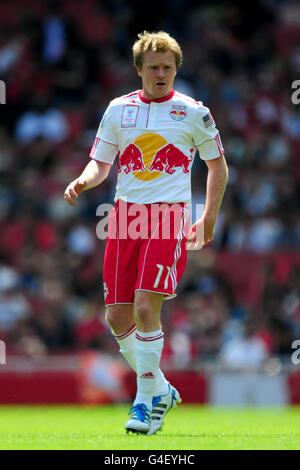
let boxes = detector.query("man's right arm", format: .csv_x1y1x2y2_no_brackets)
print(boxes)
64,160,111,207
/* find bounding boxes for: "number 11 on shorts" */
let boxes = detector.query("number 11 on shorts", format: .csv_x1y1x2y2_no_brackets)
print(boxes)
154,264,171,289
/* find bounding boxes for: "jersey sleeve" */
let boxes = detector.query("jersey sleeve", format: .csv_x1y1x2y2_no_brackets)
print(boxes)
89,104,119,165
192,106,224,160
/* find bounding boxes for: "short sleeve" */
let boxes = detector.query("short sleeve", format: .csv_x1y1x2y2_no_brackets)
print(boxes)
193,106,224,160
89,104,119,164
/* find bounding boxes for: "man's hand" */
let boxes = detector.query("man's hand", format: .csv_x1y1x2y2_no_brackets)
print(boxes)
186,214,216,250
64,179,87,207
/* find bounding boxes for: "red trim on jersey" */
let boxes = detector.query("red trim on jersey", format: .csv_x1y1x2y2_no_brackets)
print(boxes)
174,90,200,105
214,133,224,156
90,137,100,158
138,89,175,104
90,136,117,156
100,138,118,147
119,90,140,100
89,137,117,164
146,102,151,128
89,155,113,165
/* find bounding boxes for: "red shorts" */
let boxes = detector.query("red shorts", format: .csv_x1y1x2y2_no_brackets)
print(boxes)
103,200,189,306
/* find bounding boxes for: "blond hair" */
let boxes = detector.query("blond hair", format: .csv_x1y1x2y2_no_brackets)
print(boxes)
133,31,182,70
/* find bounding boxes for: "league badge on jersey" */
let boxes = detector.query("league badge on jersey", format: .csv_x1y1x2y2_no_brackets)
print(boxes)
169,106,187,121
121,105,139,128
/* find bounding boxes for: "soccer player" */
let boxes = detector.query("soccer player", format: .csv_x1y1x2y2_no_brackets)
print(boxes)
64,31,228,435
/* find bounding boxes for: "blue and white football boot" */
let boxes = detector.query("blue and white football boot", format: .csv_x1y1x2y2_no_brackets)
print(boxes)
147,384,182,435
125,403,151,434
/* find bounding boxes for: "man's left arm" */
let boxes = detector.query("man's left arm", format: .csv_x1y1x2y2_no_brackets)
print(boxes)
187,155,228,249
203,154,228,238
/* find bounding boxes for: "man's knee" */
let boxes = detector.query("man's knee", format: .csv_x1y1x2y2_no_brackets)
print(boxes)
134,303,147,324
105,305,134,335
105,307,121,331
105,308,114,329
134,299,159,329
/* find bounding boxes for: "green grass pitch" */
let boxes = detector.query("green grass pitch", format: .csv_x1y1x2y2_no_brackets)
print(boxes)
0,405,299,450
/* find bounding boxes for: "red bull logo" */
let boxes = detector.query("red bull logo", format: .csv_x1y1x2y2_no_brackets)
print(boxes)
118,133,193,181
169,105,187,121
148,143,193,174
118,143,146,174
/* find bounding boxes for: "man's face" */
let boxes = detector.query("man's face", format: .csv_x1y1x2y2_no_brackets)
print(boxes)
137,50,177,100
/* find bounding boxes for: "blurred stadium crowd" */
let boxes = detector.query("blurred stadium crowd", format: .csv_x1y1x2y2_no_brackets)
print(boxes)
0,0,299,366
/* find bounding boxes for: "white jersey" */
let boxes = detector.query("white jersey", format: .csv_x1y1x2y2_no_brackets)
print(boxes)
90,89,224,204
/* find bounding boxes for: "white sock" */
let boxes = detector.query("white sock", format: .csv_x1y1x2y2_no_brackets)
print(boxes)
134,329,167,410
114,324,137,371
114,325,169,398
